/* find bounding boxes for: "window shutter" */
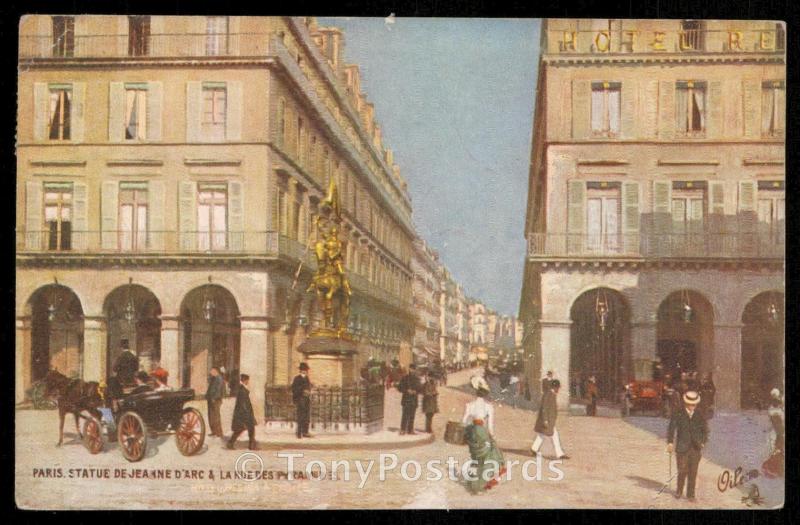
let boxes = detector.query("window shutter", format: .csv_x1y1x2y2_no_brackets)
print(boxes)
652,180,672,255
179,181,197,251
33,82,48,141
73,16,88,56
228,181,244,251
567,180,585,253
71,82,86,143
117,16,128,55
25,181,42,250
226,81,243,141
742,79,761,138
148,180,165,250
710,181,725,214
36,15,53,56
228,17,240,55
738,181,756,211
571,80,591,139
707,81,723,138
658,81,675,139
185,81,202,143
72,182,88,250
620,81,637,139
147,81,163,141
653,181,672,214
622,181,640,253
108,82,125,142
101,181,118,250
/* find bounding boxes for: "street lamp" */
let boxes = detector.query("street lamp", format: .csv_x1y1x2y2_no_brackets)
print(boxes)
681,289,693,324
767,294,780,325
124,278,136,323
595,289,609,331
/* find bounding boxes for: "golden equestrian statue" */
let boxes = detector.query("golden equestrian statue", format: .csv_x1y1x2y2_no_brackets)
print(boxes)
306,176,353,338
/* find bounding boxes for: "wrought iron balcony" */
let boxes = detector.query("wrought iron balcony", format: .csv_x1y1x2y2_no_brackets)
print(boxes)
527,232,784,260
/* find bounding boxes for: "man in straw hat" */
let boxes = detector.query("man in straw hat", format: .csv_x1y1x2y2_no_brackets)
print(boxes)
666,390,708,501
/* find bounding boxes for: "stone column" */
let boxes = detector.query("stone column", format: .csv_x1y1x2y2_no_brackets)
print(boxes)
539,320,572,410
630,321,657,380
713,323,742,412
240,316,270,421
16,316,31,404
160,315,182,388
82,316,107,383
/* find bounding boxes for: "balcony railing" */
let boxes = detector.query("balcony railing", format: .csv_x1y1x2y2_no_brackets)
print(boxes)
527,232,784,259
19,33,263,60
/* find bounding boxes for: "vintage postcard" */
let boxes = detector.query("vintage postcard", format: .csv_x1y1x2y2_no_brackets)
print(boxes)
15,15,785,509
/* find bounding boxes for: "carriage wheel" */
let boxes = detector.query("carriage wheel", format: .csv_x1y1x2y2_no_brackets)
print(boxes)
117,412,147,462
175,407,206,456
82,416,104,454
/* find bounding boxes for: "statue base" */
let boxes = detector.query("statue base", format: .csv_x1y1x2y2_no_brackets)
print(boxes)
297,335,358,387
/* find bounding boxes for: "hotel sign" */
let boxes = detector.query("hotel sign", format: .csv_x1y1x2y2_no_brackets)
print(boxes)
557,29,781,53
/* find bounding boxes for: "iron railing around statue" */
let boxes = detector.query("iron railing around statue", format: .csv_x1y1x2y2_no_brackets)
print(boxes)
264,383,385,434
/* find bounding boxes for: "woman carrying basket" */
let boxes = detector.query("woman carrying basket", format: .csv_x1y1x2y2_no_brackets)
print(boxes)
461,375,506,493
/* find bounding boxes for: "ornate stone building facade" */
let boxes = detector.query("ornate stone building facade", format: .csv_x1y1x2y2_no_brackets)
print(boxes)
16,16,416,409
519,19,785,410
411,239,441,365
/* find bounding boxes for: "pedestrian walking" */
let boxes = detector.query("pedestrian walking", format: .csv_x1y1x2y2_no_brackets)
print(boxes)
666,391,708,501
291,362,312,438
462,375,505,493
586,375,599,416
699,373,716,419
762,388,784,478
541,370,553,394
226,374,258,451
421,370,439,434
205,366,224,437
397,363,421,435
531,379,569,459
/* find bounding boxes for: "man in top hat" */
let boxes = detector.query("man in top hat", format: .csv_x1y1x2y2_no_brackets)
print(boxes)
113,339,139,386
291,363,313,438
541,370,554,394
666,390,708,501
531,379,569,459
397,364,421,435
227,374,258,450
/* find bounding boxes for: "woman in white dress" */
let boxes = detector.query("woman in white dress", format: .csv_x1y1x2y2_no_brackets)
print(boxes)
462,376,506,493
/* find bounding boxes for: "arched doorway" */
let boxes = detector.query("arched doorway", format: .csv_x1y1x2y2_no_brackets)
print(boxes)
27,284,84,382
103,283,162,378
656,290,714,380
180,285,241,394
570,288,631,403
741,291,784,409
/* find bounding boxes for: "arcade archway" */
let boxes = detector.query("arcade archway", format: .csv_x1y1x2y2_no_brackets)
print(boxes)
27,284,84,382
569,287,631,403
656,290,714,380
103,283,162,378
180,285,241,394
741,291,784,409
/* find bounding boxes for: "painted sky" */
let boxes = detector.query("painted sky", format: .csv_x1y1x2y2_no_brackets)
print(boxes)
320,17,541,315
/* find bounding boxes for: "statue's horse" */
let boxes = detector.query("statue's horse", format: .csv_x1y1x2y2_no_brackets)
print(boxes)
307,269,350,329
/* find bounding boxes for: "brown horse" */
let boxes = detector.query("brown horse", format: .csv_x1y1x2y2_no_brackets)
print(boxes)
41,370,104,447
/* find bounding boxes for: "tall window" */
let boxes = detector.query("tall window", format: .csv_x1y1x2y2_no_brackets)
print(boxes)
119,183,148,251
202,84,227,140
585,183,620,253
205,16,229,56
277,187,287,236
757,182,785,245
676,81,706,136
297,117,304,163
124,85,148,140
762,80,785,137
198,183,228,251
680,20,705,51
44,183,72,251
48,86,72,140
128,16,151,57
671,182,706,253
591,82,621,136
52,16,75,57
277,98,286,145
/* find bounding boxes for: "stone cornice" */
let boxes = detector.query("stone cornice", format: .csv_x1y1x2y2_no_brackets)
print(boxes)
526,258,784,272
18,57,277,69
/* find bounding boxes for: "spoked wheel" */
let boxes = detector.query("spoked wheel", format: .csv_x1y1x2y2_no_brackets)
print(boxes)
175,407,206,456
117,412,147,462
82,416,104,454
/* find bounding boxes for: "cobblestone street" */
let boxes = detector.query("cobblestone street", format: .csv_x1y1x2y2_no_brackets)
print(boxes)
15,368,781,509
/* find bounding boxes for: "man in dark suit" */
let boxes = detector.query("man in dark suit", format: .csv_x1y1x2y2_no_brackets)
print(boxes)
667,390,708,501
397,364,421,435
291,362,312,438
541,370,554,394
531,379,569,459
205,366,224,437
227,374,258,450
113,339,139,385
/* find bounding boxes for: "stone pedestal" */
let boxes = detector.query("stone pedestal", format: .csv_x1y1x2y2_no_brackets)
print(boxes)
297,336,358,387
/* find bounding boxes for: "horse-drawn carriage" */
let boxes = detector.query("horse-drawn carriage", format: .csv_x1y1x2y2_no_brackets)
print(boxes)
82,388,206,462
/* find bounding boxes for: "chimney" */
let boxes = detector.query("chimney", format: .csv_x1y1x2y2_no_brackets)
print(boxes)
373,125,382,150
385,148,394,166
